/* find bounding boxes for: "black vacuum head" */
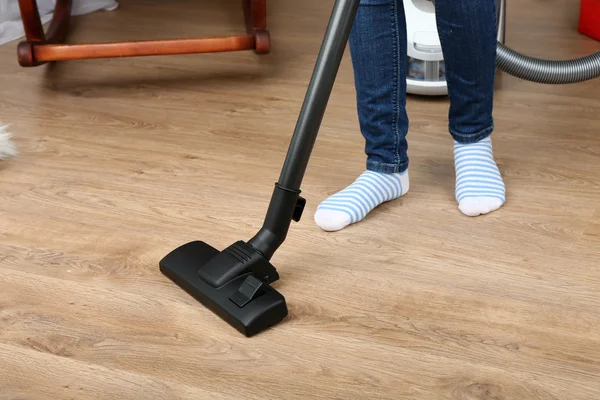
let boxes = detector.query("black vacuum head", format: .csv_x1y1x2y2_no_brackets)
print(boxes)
159,240,288,337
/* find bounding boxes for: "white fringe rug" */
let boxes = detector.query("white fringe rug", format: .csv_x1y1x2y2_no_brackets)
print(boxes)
0,125,17,160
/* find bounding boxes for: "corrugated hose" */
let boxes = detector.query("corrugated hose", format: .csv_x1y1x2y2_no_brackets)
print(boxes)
496,42,600,84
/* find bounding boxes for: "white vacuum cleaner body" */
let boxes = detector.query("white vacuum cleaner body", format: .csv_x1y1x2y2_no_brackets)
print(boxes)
405,0,506,95
405,0,447,95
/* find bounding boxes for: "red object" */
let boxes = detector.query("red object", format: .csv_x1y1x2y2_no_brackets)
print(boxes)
579,0,600,41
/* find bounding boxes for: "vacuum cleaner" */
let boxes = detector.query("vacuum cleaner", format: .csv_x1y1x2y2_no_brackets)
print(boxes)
406,0,600,95
160,0,359,337
160,0,600,337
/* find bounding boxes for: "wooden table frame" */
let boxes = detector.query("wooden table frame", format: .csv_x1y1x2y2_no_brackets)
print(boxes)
17,0,270,67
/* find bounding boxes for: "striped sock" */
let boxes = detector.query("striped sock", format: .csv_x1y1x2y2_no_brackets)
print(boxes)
454,137,505,216
314,170,409,231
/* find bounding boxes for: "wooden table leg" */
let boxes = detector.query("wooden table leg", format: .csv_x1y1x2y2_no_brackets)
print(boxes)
243,0,270,54
32,36,258,63
16,0,268,66
17,0,73,66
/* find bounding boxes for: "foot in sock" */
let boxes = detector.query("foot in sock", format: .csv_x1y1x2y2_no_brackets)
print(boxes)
454,137,505,216
314,170,409,231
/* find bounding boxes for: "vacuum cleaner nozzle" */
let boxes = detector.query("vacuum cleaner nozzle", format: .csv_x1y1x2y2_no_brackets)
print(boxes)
160,183,303,337
160,240,288,337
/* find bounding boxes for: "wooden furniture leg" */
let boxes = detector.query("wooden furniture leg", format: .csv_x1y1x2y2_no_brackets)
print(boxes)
17,0,72,66
244,0,270,54
16,0,270,66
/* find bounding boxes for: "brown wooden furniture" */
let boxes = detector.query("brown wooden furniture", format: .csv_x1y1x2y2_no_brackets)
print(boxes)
16,0,269,67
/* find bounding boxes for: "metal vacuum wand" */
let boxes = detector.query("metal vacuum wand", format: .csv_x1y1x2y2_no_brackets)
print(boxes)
249,0,361,259
160,0,362,337
278,0,361,190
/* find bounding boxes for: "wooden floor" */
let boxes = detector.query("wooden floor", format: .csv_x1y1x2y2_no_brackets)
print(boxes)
1,1,599,399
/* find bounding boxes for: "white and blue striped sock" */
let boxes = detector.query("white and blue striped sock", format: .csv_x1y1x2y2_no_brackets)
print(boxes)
314,170,409,231
454,137,505,216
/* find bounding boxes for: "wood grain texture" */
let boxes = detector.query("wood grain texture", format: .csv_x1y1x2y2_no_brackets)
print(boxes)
1,0,599,399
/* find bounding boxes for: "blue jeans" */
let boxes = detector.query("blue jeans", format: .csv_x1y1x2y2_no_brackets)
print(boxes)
349,0,498,173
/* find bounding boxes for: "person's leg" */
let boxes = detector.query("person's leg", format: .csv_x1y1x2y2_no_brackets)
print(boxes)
314,0,410,231
435,0,506,216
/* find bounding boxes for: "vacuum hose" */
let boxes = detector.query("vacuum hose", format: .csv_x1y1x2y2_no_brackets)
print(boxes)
496,42,600,84
493,0,600,84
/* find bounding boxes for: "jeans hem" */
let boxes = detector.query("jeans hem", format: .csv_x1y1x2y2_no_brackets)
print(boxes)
450,124,494,144
367,160,409,174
